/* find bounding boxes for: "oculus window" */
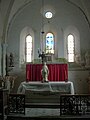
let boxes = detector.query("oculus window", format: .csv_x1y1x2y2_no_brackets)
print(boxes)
45,11,53,18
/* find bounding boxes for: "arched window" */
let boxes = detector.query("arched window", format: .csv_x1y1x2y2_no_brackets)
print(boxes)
45,32,54,54
67,34,75,62
25,35,32,62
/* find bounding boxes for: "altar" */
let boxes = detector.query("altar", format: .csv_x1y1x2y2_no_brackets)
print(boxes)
21,63,72,103
17,81,74,103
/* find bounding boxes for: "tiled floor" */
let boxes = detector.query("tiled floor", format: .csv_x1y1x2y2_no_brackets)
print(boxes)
25,108,60,117
6,108,90,120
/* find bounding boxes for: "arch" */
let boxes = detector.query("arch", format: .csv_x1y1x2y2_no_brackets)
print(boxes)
25,34,32,62
40,22,58,59
64,25,80,62
19,26,34,67
67,34,75,62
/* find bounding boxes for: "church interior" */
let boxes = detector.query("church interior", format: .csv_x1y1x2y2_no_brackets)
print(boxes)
0,0,90,119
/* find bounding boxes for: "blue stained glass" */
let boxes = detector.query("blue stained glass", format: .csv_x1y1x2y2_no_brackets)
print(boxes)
46,33,54,54
47,36,49,38
46,40,49,43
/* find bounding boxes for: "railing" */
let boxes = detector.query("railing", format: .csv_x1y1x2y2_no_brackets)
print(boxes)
7,93,90,117
60,94,90,116
7,93,25,115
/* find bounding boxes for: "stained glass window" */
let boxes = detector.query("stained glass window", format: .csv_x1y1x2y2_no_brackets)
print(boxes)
26,35,32,62
46,33,54,54
67,34,75,62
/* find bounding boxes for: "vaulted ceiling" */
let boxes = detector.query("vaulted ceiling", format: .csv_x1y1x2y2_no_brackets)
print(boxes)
8,0,90,24
0,0,90,42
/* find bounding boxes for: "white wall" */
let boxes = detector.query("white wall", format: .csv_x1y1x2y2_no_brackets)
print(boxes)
68,70,89,94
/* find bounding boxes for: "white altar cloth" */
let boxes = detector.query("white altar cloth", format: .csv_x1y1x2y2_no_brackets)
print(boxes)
17,81,74,95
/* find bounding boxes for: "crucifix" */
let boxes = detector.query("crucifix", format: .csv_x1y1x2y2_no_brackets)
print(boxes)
38,49,47,64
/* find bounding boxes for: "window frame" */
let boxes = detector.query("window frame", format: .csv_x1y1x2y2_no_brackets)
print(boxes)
45,11,53,19
45,32,55,54
25,34,33,62
67,34,75,62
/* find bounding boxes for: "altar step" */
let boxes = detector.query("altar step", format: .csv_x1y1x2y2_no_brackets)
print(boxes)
6,115,90,120
25,103,60,108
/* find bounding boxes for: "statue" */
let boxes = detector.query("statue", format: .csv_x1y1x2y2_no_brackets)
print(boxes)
85,51,90,67
6,54,9,76
41,62,49,82
9,52,14,67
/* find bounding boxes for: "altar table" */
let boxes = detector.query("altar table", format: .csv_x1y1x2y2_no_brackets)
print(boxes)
17,81,74,94
17,81,74,103
26,64,68,82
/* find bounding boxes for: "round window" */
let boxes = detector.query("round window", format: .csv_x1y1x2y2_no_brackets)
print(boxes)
45,11,53,18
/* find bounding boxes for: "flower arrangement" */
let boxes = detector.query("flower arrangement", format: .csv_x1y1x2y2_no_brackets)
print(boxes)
0,76,17,90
